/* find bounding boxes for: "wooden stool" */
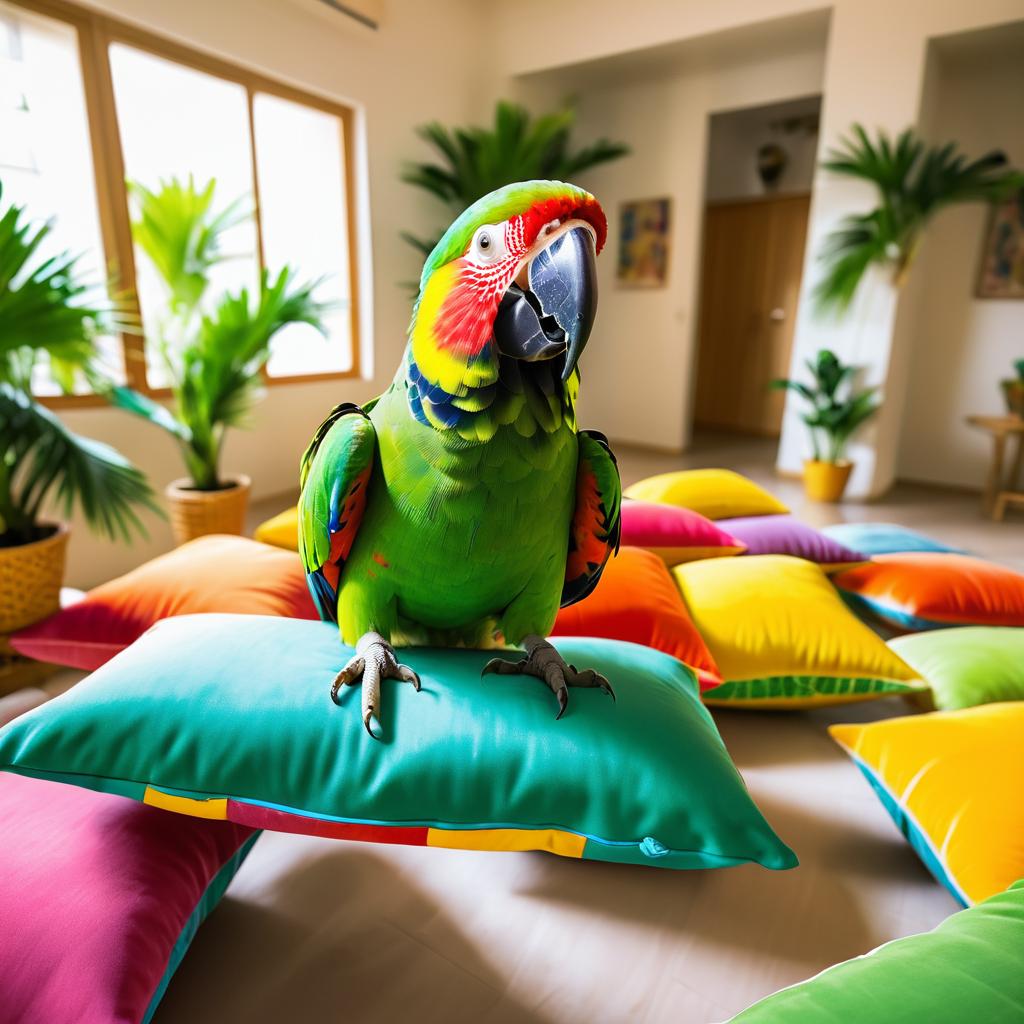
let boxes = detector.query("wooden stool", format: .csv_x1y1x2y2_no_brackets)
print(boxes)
966,414,1024,521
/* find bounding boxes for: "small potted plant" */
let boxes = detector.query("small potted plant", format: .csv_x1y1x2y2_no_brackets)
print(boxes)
110,177,329,544
0,183,156,633
1002,358,1024,418
772,349,880,502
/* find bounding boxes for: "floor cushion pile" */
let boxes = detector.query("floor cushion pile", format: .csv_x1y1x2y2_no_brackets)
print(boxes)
552,546,723,690
832,553,1024,631
717,513,866,570
619,499,746,564
821,521,965,557
10,535,317,670
624,468,789,520
888,627,1024,711
0,614,797,873
727,879,1024,1023
672,555,923,708
0,772,256,1024
830,702,1024,906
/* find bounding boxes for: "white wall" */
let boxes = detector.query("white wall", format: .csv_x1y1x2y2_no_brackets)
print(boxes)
492,0,1024,496
514,42,826,452
774,0,1024,497
896,48,1024,488
48,0,491,587
706,96,820,202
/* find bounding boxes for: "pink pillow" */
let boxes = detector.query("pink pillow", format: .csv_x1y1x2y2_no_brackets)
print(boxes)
620,499,746,565
0,773,256,1023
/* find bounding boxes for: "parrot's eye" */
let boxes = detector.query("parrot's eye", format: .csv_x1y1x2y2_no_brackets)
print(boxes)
471,225,507,263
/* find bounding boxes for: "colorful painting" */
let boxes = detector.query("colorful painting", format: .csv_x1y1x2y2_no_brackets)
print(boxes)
978,190,1024,299
617,198,670,287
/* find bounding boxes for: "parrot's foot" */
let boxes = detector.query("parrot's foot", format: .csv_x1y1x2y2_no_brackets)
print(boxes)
481,635,615,720
331,632,420,739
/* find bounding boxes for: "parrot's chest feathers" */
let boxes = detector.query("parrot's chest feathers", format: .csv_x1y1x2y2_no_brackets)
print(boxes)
355,385,579,636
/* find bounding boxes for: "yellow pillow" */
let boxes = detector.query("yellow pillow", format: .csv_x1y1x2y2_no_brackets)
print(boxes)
624,469,788,520
830,703,1024,906
673,555,922,708
254,505,299,551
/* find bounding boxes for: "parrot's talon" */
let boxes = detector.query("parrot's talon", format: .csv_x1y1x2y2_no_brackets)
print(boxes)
329,632,420,738
483,635,614,718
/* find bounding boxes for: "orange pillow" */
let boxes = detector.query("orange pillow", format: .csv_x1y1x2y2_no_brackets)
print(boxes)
833,553,1024,631
11,535,318,670
551,546,722,690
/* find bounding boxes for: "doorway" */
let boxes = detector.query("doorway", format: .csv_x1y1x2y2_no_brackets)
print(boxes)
692,96,820,438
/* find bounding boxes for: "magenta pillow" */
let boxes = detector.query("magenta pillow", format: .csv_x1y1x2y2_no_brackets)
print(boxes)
717,514,867,570
0,773,256,1023
620,498,746,565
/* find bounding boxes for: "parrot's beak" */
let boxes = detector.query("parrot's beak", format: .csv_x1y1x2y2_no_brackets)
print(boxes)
492,221,598,381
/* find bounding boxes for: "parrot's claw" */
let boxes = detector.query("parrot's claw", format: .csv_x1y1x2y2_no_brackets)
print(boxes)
482,635,615,719
331,632,420,739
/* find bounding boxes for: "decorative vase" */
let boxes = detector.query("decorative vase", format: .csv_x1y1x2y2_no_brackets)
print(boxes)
803,460,853,503
757,143,788,189
0,523,70,635
165,474,251,546
1001,379,1024,418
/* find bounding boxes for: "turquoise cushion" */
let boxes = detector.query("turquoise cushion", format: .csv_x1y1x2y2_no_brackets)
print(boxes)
0,614,796,872
821,522,964,557
728,879,1024,1022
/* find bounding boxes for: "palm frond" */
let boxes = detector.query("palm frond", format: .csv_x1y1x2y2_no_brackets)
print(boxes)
401,101,630,262
817,125,1024,313
0,382,157,544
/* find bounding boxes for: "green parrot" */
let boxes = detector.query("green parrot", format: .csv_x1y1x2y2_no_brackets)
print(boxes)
298,180,621,736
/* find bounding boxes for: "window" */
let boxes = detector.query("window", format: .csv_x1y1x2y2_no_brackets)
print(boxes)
1,0,359,404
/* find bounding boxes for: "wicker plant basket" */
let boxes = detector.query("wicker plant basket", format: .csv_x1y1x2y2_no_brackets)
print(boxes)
0,523,69,635
165,474,251,546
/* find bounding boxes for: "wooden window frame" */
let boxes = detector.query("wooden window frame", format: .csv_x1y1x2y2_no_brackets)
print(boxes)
8,0,362,410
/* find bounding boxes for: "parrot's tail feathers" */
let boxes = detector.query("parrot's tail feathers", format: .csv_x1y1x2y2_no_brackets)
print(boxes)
307,568,340,624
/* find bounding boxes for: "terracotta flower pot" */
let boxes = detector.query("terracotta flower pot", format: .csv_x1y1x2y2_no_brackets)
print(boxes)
0,523,70,635
165,474,251,546
803,460,853,503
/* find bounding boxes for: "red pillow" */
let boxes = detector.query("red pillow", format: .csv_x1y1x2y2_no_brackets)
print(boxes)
620,499,746,565
11,534,317,670
552,545,722,690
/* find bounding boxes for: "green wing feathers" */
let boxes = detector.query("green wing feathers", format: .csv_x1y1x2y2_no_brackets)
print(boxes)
298,403,377,623
561,429,622,608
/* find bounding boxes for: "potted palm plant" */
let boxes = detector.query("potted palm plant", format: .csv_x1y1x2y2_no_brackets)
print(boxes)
815,125,1024,311
401,100,629,261
0,183,157,633
108,177,329,545
772,349,880,502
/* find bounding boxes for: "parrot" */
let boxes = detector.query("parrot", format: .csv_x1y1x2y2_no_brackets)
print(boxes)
298,180,621,737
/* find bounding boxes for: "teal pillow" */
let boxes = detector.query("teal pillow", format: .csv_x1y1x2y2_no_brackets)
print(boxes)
727,879,1024,1022
889,627,1024,711
0,614,795,873
821,522,964,557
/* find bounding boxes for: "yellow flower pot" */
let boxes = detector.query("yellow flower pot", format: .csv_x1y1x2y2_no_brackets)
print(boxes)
803,460,853,503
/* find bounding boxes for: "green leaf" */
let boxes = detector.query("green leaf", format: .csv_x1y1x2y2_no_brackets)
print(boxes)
0,382,159,544
817,126,1024,311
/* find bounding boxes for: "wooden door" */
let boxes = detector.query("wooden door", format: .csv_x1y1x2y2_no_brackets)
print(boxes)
693,193,810,437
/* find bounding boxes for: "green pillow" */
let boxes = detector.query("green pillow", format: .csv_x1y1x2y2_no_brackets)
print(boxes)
889,627,1024,711
727,879,1024,1022
0,614,795,873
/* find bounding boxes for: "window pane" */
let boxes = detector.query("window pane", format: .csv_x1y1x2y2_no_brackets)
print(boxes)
109,43,259,388
0,1,120,393
253,92,353,376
